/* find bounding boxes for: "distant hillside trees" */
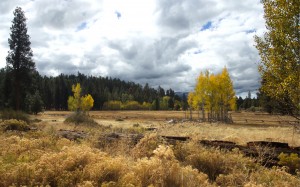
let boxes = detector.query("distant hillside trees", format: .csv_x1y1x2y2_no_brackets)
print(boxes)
6,7,36,111
255,0,300,120
188,68,236,122
236,92,260,112
0,70,185,111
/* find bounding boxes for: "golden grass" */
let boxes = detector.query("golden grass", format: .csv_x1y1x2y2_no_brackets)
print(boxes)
1,110,297,186
33,111,300,146
0,129,299,186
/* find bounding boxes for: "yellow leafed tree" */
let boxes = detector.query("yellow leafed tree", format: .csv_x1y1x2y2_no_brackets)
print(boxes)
188,67,236,122
219,68,237,112
68,83,94,113
255,0,299,120
81,94,94,112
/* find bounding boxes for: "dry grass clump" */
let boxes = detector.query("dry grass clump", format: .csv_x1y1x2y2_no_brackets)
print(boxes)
64,112,98,127
0,119,30,131
278,153,300,174
112,125,145,134
245,167,300,187
0,135,74,164
0,109,30,124
173,141,256,183
131,133,162,159
0,141,211,186
133,145,211,187
172,140,300,186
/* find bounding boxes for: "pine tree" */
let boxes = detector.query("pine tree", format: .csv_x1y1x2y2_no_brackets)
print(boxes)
6,7,35,110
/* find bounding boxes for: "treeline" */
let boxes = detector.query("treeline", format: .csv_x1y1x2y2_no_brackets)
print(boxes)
235,91,287,114
236,91,260,111
0,70,187,111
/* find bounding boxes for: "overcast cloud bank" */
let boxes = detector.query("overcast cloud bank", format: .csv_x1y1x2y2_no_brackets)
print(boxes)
0,0,266,97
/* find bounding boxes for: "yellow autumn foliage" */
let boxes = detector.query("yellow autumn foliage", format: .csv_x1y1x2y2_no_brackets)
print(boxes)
188,67,236,120
68,83,94,112
255,0,300,119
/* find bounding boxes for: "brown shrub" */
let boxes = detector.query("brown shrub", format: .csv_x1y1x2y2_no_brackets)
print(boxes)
0,109,30,124
0,119,30,131
131,133,162,159
246,167,300,187
173,141,256,183
64,112,98,127
132,145,211,187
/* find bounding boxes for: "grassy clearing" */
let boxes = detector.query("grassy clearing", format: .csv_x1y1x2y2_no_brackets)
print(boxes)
0,110,299,186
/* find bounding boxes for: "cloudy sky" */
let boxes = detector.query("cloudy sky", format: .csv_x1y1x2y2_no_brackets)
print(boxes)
0,0,266,97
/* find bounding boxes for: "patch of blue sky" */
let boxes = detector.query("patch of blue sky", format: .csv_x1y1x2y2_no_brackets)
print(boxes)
193,49,202,54
200,21,212,31
76,22,87,32
246,29,256,34
115,11,121,19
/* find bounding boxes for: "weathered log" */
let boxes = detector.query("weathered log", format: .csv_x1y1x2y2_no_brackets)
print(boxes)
199,140,300,168
161,136,189,141
57,129,88,141
247,141,289,148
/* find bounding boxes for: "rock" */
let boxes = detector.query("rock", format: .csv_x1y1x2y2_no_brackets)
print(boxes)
167,119,176,124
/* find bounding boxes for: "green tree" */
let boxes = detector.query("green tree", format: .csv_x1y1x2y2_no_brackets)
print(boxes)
6,7,35,110
25,91,44,115
0,69,6,109
255,0,300,119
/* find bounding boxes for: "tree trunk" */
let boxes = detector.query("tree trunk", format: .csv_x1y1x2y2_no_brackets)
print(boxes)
202,103,205,121
15,79,20,111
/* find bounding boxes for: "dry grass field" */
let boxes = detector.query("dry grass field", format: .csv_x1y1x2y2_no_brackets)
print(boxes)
36,110,300,146
1,110,300,186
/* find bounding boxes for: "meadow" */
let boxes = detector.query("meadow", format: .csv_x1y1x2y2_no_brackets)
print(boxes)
42,110,300,146
0,110,299,186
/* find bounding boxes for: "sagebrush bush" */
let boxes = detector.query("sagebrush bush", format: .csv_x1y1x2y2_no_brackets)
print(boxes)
173,141,256,182
64,112,98,126
0,143,213,187
0,135,74,165
278,153,300,174
246,167,300,186
131,133,162,159
0,119,30,131
0,109,30,124
132,145,211,187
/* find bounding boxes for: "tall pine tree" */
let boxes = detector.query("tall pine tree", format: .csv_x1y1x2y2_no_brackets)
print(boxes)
6,7,35,110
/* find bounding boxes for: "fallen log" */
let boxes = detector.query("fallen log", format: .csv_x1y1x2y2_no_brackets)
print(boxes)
161,136,190,143
199,140,300,167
